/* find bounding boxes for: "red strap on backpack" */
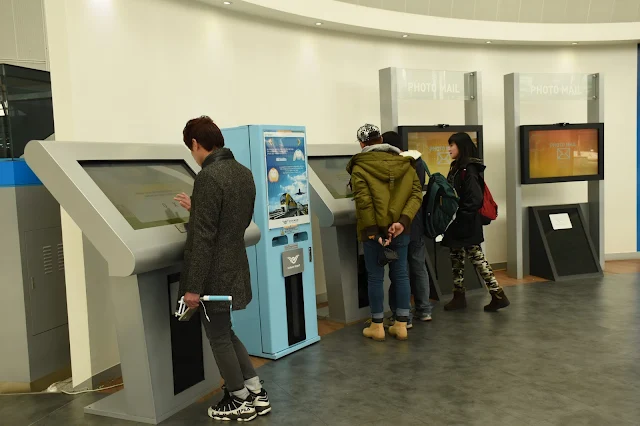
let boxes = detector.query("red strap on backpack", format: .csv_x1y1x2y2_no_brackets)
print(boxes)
461,169,498,221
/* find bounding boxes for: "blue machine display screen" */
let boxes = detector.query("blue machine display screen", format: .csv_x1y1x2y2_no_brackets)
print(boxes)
308,156,354,199
80,160,195,230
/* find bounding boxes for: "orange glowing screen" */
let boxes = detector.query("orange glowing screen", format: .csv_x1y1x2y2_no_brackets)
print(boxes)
407,132,478,176
528,129,599,179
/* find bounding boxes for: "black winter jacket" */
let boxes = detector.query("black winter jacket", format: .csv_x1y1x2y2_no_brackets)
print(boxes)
442,158,485,249
180,148,256,312
410,157,426,242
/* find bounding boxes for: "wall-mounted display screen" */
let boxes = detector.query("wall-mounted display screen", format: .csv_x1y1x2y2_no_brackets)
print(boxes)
397,126,483,176
520,123,604,184
308,156,354,199
81,160,195,230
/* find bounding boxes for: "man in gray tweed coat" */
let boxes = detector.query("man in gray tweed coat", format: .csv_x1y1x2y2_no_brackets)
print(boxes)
175,116,270,422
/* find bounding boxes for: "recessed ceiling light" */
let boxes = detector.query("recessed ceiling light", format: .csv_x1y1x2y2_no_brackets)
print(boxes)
571,42,578,45
223,1,232,4
315,22,323,26
402,34,409,38
486,41,492,44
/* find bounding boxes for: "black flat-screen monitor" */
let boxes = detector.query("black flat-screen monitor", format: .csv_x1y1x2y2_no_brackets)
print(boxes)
397,126,483,176
520,123,604,185
81,160,195,230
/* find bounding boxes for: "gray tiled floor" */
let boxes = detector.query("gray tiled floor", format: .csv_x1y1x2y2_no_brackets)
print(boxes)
2,273,639,425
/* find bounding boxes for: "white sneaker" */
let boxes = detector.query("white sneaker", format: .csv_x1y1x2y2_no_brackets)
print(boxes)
419,314,432,322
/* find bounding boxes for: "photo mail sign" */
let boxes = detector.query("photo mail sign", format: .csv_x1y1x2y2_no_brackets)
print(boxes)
282,248,305,277
518,73,590,101
396,69,470,101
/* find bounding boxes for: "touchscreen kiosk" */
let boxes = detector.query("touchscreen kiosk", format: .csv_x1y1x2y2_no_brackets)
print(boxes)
25,141,260,424
308,144,372,324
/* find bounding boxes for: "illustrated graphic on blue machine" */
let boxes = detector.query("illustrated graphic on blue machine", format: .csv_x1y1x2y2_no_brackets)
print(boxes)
265,133,310,228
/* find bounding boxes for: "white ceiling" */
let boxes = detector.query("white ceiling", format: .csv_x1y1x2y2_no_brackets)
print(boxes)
337,0,640,23
198,0,640,45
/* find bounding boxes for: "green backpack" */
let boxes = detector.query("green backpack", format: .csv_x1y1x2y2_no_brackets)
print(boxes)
421,159,459,239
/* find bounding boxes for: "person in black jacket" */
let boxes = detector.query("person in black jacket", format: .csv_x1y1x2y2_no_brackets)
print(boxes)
175,116,270,422
442,132,510,312
383,131,433,328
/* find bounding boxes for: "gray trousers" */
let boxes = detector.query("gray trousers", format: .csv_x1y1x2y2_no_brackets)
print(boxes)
201,310,257,392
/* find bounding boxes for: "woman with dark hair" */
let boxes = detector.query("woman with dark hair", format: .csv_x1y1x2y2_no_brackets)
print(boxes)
442,132,510,312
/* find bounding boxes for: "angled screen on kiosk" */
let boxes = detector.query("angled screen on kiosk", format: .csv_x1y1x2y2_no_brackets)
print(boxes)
308,156,354,199
397,126,483,177
520,123,604,184
81,160,195,230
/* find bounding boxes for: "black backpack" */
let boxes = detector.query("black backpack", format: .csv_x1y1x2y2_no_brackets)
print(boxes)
421,159,459,239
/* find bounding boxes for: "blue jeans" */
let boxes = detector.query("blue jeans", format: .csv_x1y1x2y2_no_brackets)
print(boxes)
389,235,432,320
362,234,411,320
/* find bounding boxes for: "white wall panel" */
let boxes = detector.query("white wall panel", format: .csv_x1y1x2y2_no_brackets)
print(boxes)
0,0,18,61
13,0,47,62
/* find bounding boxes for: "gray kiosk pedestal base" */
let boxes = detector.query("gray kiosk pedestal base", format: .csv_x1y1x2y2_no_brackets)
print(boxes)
320,225,370,324
85,267,219,424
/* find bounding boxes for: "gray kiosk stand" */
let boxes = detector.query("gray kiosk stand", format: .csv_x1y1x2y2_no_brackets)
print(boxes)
308,144,369,324
504,73,604,279
25,141,261,424
379,67,486,298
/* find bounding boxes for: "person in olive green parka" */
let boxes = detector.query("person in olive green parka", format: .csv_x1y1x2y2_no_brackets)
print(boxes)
347,124,423,342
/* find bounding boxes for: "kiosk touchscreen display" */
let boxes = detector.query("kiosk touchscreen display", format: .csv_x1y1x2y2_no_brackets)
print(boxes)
309,156,354,199
81,160,195,230
401,128,481,177
521,124,604,184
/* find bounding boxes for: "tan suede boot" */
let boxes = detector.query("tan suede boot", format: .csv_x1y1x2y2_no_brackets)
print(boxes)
362,321,385,342
388,320,408,341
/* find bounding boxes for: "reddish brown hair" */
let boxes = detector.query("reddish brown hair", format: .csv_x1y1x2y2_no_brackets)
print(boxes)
183,116,225,151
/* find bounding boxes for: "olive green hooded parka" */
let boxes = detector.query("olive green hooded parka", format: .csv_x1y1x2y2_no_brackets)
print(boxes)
346,143,423,242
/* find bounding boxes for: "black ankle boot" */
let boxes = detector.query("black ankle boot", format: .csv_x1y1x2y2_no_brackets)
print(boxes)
484,289,510,312
444,290,467,311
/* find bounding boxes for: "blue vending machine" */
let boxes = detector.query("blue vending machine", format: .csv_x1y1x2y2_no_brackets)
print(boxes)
223,125,320,359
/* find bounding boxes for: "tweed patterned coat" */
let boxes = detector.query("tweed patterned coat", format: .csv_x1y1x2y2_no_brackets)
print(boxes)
179,148,256,313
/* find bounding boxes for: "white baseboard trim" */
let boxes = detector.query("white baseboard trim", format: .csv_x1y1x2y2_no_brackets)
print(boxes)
605,252,640,261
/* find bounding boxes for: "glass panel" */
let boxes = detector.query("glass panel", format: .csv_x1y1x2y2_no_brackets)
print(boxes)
396,69,471,101
519,73,590,101
81,161,194,230
308,156,354,199
0,65,54,159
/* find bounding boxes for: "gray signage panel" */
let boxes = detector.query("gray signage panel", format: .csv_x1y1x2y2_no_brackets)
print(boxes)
282,248,304,277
